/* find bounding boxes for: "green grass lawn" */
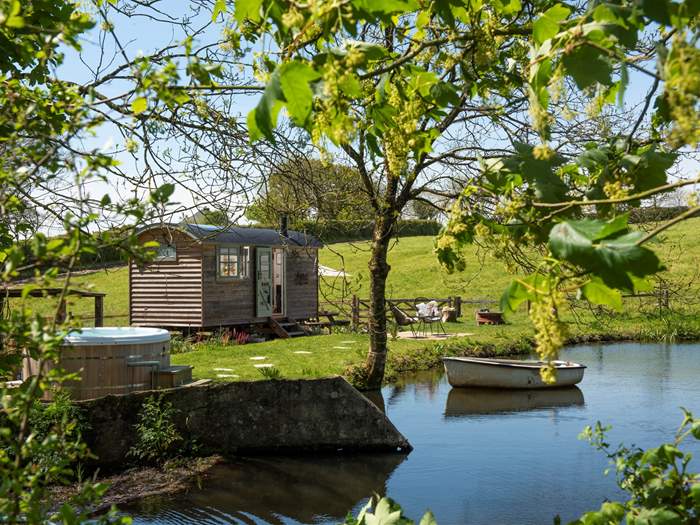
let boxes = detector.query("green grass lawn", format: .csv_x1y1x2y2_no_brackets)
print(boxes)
318,235,513,302
171,316,539,382
11,217,700,385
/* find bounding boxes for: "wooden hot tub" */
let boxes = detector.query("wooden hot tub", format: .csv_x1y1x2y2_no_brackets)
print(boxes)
23,327,171,401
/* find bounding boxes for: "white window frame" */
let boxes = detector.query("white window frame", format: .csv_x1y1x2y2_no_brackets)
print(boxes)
154,243,177,262
217,245,250,280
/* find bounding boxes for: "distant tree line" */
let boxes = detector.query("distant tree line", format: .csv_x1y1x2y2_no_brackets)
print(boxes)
627,206,700,223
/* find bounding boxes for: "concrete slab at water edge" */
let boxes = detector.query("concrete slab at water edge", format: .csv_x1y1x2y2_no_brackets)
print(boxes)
78,377,412,468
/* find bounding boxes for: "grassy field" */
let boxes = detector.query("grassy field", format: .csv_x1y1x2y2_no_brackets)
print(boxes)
11,217,700,385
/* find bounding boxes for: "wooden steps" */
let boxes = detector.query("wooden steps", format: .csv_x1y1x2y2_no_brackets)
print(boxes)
158,365,193,388
268,317,307,339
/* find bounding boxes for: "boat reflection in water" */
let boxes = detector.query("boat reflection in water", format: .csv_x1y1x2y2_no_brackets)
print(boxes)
444,386,584,417
128,453,407,524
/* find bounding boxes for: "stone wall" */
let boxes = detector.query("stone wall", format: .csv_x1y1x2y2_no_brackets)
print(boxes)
78,377,411,468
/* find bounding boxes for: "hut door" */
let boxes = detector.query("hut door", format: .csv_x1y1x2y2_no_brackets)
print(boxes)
272,248,285,316
256,247,273,317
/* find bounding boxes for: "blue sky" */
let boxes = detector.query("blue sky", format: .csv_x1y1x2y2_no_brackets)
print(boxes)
49,3,696,232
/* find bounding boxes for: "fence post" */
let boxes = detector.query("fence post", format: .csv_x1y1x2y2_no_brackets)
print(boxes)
658,288,670,312
94,295,104,327
351,295,360,331
454,296,462,318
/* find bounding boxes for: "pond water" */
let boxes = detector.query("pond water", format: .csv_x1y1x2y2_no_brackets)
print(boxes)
125,342,700,525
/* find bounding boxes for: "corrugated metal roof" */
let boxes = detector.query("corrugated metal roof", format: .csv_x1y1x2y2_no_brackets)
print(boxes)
138,223,323,247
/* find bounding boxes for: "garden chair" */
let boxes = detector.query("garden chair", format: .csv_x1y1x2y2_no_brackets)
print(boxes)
390,304,420,338
414,298,446,336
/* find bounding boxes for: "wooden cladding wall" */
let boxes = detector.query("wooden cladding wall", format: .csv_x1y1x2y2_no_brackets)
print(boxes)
286,247,319,320
201,245,319,326
201,244,256,326
130,231,203,327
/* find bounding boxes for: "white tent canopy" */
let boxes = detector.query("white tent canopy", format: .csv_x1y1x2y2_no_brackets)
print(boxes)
318,265,351,277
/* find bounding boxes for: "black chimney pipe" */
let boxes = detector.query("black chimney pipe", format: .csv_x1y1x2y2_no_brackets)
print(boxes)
280,214,288,238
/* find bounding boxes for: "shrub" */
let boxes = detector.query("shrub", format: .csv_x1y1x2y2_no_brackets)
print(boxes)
170,334,195,354
128,395,182,465
342,497,436,525
27,390,88,481
571,411,700,525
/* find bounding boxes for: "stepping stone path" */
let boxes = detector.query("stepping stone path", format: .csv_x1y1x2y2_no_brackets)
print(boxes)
249,356,267,360
333,346,352,350
216,373,239,378
340,341,356,344
214,367,234,371
293,351,312,354
254,363,274,368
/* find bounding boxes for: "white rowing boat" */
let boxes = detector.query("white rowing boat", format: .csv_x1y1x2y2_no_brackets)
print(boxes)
442,357,585,389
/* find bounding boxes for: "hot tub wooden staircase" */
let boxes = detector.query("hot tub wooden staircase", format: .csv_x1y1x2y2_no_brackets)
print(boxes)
268,317,307,339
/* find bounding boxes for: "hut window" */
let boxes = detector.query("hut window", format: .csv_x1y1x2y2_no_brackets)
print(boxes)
218,246,249,279
155,244,177,261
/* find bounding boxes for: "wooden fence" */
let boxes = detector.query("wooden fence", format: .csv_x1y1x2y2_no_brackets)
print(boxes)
564,287,672,314
623,288,671,310
320,295,498,330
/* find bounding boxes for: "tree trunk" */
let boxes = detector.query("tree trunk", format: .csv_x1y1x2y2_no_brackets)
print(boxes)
364,213,394,389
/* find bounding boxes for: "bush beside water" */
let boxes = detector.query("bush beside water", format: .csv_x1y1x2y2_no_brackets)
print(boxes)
128,395,183,466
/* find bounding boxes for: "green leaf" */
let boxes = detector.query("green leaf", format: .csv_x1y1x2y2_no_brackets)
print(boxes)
410,70,439,97
549,219,663,290
593,4,625,24
6,13,25,28
533,4,571,45
493,0,521,16
641,0,672,25
691,420,700,439
279,61,321,126
618,63,628,107
640,444,683,466
248,69,283,142
578,502,626,524
150,183,175,203
506,143,566,203
419,511,438,525
370,104,397,132
430,82,460,106
592,214,630,240
628,506,682,525
352,0,419,15
364,497,403,525
582,277,623,311
212,0,227,21
577,146,610,170
235,0,262,23
131,97,148,115
6,1,24,28
632,148,676,192
338,73,362,98
562,45,613,89
690,483,700,508
528,58,553,108
500,273,549,314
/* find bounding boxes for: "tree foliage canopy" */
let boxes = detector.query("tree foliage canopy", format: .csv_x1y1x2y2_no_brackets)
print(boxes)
246,158,374,223
219,0,700,382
